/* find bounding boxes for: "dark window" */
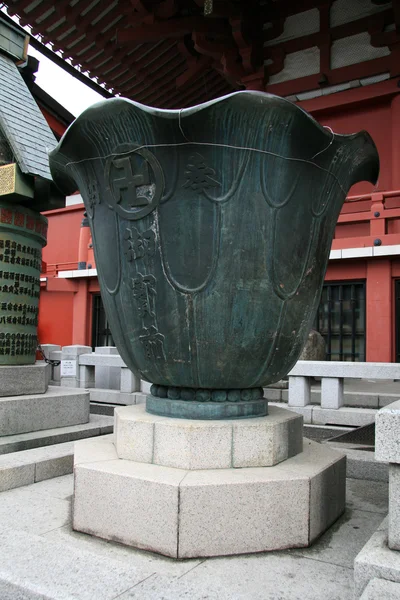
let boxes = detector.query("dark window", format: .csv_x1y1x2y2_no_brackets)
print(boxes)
91,294,114,349
315,281,366,361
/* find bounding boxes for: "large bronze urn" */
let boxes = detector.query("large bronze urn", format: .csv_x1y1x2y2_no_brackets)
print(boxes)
49,91,379,418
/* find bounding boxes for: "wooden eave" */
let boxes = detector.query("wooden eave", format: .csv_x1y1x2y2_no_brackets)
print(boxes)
1,0,399,108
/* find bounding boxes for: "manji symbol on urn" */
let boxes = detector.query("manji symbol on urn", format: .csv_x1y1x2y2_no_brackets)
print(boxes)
49,91,379,419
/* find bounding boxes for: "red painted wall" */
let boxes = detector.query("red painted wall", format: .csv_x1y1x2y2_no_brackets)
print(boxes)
317,100,392,196
38,290,74,347
42,205,84,268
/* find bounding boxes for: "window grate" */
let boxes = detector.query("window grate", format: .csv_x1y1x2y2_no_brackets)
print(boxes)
315,281,366,362
91,294,114,349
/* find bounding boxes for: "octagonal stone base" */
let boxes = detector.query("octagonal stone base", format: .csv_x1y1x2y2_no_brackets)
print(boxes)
73,435,346,558
115,404,303,469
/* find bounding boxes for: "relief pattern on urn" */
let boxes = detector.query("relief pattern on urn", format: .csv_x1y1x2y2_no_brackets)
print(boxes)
49,91,379,418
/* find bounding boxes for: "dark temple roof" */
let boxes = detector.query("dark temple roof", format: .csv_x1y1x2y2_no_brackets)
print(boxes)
0,50,57,180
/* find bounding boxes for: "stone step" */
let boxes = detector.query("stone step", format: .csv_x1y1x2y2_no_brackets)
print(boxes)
360,577,400,599
0,441,74,492
0,433,114,493
0,414,113,455
326,443,388,482
0,386,90,436
90,402,116,417
0,362,50,397
0,526,150,599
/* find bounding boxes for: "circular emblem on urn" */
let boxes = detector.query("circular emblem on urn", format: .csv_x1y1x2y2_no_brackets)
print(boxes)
105,144,164,220
49,92,379,419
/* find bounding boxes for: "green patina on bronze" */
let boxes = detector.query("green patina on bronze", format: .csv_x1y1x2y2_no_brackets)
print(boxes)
49,91,379,418
0,201,47,365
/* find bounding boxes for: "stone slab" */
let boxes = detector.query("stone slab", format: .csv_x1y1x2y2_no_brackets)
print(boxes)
375,400,400,463
289,360,400,379
297,508,386,570
90,388,144,406
117,556,354,600
360,577,400,600
0,414,114,455
347,479,389,515
354,528,400,598
73,437,345,558
0,386,90,436
0,487,70,535
114,404,303,469
0,527,153,600
378,394,400,408
0,362,50,397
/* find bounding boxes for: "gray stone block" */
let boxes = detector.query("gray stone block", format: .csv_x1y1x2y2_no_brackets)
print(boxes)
74,459,182,557
345,392,379,409
0,460,34,492
379,394,400,408
321,377,344,409
376,400,400,463
114,404,303,469
262,388,281,401
73,437,345,558
61,345,92,359
389,464,400,550
360,578,400,600
179,467,309,557
89,388,138,405
94,346,120,390
0,387,90,436
312,406,377,427
61,345,92,388
309,452,346,542
354,529,400,598
288,376,311,407
35,454,74,482
0,362,50,397
120,367,140,393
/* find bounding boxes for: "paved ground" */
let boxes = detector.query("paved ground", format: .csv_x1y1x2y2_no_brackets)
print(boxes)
0,473,388,600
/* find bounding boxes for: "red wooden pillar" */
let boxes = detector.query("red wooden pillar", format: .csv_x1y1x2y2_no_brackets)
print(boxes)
366,259,392,362
392,93,400,190
72,278,89,345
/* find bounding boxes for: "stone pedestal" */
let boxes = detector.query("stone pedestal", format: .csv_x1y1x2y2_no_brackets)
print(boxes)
354,400,400,597
73,403,346,558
